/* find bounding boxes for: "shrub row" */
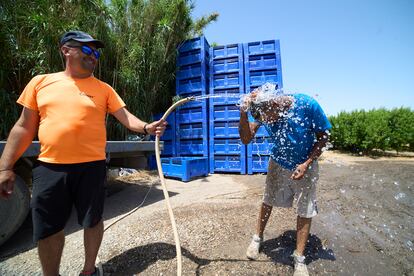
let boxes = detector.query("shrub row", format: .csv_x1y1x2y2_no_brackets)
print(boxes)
329,108,414,153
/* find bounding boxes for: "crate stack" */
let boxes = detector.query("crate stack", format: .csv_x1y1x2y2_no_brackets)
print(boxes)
153,112,176,157
208,44,246,174
175,36,210,164
147,111,176,170
244,40,283,174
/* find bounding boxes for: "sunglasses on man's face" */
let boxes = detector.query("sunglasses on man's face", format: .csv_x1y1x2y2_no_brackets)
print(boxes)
68,45,100,59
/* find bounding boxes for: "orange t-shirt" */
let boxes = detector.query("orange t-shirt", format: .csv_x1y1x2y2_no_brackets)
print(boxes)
17,72,126,164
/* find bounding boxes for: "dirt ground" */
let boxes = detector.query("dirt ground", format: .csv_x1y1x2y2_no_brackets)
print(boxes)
0,151,413,275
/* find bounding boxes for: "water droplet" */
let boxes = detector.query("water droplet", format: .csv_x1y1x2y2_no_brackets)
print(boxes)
394,192,406,200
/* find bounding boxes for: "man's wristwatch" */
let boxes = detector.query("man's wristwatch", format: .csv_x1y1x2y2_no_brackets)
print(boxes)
143,123,148,135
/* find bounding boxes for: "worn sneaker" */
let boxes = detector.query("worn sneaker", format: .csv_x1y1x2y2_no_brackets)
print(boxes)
246,234,263,260
291,250,309,276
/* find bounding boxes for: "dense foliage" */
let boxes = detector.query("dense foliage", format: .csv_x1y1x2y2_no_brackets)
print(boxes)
0,0,218,140
329,108,414,153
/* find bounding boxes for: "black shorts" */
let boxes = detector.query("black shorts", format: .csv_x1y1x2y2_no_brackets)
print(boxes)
31,160,106,242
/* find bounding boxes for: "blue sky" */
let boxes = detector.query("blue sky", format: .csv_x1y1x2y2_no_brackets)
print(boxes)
192,0,414,116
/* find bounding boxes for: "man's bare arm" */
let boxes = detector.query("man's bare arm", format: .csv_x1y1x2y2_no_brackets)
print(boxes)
239,111,260,144
304,131,329,166
0,107,39,198
111,107,167,137
291,131,329,180
0,108,39,170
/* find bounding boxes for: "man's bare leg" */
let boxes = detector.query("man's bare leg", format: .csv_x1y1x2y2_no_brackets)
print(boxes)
38,230,65,276
256,202,273,238
292,216,312,275
82,219,103,273
296,216,312,255
247,203,273,259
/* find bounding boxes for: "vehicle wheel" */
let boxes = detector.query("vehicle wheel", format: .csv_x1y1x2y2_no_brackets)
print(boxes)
0,175,30,246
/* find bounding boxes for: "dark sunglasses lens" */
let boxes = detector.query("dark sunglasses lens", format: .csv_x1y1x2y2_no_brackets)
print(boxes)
93,50,100,59
81,45,92,55
80,45,100,59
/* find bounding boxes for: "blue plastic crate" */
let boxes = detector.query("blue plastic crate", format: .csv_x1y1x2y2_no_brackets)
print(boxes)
211,43,242,59
178,122,206,139
176,63,202,79
247,137,274,155
211,155,246,174
177,106,206,123
177,77,204,94
209,138,245,155
162,141,175,156
212,73,243,90
152,112,176,156
161,157,209,182
244,40,280,56
247,155,270,174
209,88,244,106
211,104,240,122
157,126,173,141
148,153,175,170
153,111,175,126
178,36,210,54
245,53,278,71
211,57,243,74
177,49,204,66
244,40,283,89
178,139,208,156
211,121,240,138
247,69,279,87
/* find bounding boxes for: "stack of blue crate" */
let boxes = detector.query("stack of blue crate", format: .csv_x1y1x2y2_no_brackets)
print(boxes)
175,36,210,164
208,44,246,174
244,40,283,174
153,112,176,157
147,111,176,170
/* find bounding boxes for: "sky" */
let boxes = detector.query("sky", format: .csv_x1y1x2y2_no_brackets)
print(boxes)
192,0,414,116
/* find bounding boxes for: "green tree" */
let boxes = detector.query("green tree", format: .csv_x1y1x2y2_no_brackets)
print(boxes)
0,0,218,140
388,107,414,152
329,108,413,153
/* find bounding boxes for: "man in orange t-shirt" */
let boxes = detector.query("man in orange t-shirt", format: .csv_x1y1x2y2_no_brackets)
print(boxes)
0,31,167,276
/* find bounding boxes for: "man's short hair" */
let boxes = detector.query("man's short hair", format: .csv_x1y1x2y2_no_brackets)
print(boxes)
60,31,104,48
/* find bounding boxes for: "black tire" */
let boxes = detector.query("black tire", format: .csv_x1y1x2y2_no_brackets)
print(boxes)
0,175,30,246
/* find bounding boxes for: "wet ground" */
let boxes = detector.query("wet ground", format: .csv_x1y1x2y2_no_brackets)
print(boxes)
0,152,413,275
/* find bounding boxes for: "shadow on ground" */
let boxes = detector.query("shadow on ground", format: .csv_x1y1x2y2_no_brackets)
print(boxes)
103,242,267,276
262,230,336,266
103,230,336,275
0,180,174,260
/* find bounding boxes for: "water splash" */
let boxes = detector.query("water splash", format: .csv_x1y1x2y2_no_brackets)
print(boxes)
238,82,285,112
394,192,406,200
192,94,238,101
406,240,413,251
